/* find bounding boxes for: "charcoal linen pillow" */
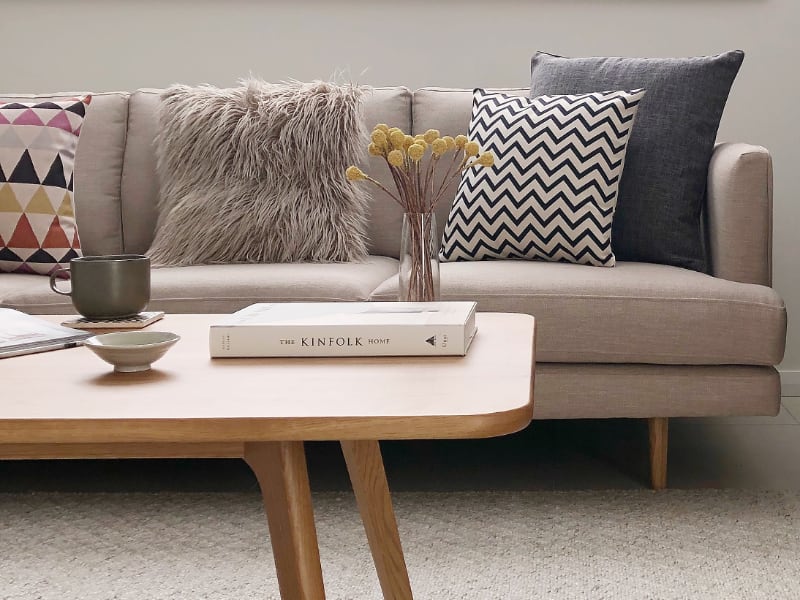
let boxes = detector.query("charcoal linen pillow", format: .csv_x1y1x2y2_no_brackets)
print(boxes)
147,79,370,266
530,50,744,272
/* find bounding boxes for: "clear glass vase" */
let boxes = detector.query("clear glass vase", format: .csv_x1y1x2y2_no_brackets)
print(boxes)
399,212,441,302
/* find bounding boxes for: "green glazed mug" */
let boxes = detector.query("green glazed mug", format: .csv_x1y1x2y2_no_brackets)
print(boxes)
49,254,151,319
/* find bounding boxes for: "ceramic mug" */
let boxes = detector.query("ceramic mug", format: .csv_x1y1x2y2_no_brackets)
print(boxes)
49,255,151,319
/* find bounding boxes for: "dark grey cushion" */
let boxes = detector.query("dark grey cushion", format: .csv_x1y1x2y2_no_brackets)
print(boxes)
530,51,744,272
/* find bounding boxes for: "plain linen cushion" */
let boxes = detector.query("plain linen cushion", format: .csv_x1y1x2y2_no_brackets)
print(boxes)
529,51,744,273
370,261,786,366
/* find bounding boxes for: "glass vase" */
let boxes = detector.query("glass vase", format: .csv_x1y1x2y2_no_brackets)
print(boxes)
399,212,441,302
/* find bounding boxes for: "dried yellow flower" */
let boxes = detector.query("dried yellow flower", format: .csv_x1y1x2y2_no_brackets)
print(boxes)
454,135,468,149
374,124,390,133
414,139,428,150
388,127,403,136
371,129,388,149
368,143,383,156
346,166,367,181
387,149,405,167
477,152,494,167
431,138,448,156
423,129,440,143
442,136,456,151
407,144,425,161
403,135,415,150
389,130,406,150
465,141,480,157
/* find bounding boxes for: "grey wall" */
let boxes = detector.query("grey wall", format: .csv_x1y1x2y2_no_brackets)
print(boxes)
3,0,799,381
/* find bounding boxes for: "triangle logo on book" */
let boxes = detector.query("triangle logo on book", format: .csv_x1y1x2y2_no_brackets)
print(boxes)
425,335,436,347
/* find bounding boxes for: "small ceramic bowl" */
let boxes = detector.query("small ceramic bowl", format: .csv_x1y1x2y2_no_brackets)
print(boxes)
83,331,180,372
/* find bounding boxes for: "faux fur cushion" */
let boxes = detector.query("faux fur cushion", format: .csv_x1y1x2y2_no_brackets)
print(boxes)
147,79,370,266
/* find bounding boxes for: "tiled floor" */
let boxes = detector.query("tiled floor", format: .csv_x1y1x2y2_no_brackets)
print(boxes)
1,399,799,493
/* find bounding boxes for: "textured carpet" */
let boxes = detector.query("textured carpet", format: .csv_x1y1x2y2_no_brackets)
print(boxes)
2,490,799,599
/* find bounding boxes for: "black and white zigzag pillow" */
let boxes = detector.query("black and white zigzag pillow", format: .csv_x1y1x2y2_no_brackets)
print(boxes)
440,88,645,266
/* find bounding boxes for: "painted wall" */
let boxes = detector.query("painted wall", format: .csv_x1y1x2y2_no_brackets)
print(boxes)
3,0,799,379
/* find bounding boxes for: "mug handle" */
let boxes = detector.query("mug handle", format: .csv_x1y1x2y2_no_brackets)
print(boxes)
49,267,72,296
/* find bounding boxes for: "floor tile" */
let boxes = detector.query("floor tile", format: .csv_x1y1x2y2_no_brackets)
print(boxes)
783,397,800,421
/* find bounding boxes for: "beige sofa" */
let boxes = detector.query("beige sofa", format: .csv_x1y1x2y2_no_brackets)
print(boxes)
0,87,787,488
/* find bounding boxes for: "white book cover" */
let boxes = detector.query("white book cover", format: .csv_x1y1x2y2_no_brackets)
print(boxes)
209,301,478,357
0,308,91,358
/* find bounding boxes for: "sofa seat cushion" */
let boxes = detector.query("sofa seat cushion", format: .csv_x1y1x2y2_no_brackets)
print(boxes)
370,261,786,366
1,256,399,315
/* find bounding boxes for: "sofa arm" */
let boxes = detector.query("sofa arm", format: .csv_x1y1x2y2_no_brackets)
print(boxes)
707,143,773,286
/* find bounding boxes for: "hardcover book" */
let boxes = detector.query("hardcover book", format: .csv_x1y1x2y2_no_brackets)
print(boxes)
209,301,478,358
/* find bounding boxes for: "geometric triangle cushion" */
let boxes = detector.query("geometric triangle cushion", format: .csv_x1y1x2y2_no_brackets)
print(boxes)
440,88,645,267
0,96,91,275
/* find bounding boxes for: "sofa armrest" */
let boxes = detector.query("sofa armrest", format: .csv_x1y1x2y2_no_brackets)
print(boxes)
706,143,773,286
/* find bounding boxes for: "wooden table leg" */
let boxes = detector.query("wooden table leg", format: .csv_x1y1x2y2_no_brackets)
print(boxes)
244,441,326,600
341,440,413,600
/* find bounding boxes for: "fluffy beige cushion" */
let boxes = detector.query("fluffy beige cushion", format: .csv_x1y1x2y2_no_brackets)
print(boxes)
147,79,370,266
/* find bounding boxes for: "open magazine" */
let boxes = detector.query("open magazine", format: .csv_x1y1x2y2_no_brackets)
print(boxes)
0,308,91,358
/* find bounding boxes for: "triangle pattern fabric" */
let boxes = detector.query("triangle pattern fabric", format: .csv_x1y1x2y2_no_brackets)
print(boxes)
440,89,645,267
0,96,90,275
9,150,40,184
25,186,55,214
0,183,22,212
8,213,39,248
42,155,67,188
41,215,71,248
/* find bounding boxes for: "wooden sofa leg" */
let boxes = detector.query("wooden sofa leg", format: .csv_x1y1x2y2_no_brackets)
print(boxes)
648,417,669,490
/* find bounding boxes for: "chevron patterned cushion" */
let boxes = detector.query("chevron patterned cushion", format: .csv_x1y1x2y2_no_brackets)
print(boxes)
0,97,90,276
440,88,645,266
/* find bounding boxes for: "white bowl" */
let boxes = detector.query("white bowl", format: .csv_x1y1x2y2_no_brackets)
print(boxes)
83,331,180,372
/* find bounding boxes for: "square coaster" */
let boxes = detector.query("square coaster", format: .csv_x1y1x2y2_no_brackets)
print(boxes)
62,311,165,330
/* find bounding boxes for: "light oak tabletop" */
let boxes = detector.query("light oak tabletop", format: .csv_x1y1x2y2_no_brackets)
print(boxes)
0,312,535,444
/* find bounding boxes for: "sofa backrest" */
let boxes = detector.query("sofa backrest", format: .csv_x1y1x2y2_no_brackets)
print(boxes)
411,87,529,244
8,85,771,280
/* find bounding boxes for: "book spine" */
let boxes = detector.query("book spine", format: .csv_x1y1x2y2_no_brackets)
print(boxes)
209,323,469,357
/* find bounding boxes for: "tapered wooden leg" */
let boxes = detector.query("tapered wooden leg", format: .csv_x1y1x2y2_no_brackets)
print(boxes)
244,441,325,600
341,440,413,600
648,417,669,490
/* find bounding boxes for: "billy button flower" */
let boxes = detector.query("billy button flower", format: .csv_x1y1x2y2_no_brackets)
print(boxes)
431,138,448,156
423,129,440,144
346,123,494,215
477,152,494,167
371,129,389,151
345,166,367,181
407,144,425,162
387,150,405,167
389,130,406,150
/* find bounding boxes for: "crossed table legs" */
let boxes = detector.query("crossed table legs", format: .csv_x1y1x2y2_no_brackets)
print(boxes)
244,440,413,600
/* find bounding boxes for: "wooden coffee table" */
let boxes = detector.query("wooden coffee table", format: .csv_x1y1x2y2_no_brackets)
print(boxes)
0,312,535,600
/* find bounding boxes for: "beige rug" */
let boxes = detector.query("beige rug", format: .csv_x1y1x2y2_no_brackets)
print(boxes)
2,490,798,599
